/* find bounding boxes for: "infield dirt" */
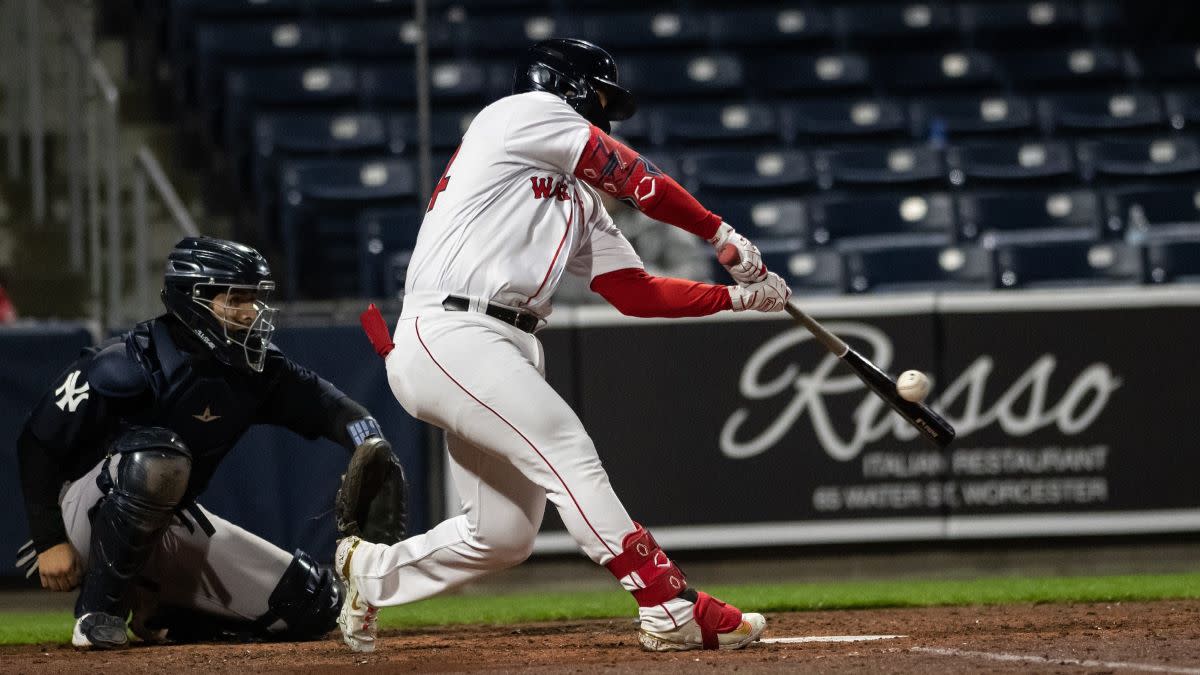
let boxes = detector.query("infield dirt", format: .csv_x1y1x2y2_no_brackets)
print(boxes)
1,600,1198,673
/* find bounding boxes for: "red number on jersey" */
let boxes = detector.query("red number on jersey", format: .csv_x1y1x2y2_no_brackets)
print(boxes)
426,146,460,212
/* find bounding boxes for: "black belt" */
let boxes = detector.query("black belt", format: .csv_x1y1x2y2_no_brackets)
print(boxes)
443,295,538,333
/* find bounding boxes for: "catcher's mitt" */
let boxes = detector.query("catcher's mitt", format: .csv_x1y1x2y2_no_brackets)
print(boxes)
335,437,408,543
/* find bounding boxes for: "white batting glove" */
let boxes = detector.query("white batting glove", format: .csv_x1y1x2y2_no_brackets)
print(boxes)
728,272,791,312
708,222,767,285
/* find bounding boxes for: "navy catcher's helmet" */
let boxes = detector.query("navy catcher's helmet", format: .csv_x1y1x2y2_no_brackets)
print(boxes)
512,38,636,133
161,236,278,373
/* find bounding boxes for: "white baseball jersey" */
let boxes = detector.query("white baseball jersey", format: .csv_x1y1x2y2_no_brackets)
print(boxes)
401,91,643,320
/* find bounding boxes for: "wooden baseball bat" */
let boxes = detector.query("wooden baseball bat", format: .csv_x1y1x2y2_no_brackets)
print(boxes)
720,245,956,449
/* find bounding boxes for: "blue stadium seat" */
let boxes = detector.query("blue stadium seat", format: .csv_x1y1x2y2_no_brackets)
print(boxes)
579,11,708,49
842,241,992,293
837,3,958,41
224,64,359,153
757,246,843,294
787,99,908,140
251,112,393,214
194,21,330,110
808,192,955,245
1043,92,1165,132
881,50,1002,91
960,1,1083,43
1001,46,1129,87
700,196,808,241
609,108,655,146
684,150,811,193
390,108,479,150
277,158,417,298
958,189,1102,241
1165,90,1200,129
1079,136,1200,180
1144,238,1200,283
711,7,834,46
946,140,1076,185
993,240,1141,288
1104,186,1200,236
358,208,422,297
622,53,744,99
751,52,871,94
452,15,576,51
360,61,488,105
910,95,1036,137
328,20,433,57
658,103,782,146
815,145,945,188
1138,45,1200,82
168,0,304,67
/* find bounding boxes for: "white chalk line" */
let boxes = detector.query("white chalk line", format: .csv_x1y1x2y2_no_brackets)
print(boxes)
762,635,905,644
912,646,1200,674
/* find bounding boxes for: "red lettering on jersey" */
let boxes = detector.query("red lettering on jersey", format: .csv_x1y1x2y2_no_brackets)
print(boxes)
530,176,555,200
427,146,460,212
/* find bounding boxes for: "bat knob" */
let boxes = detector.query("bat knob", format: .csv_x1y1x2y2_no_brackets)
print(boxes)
718,244,740,266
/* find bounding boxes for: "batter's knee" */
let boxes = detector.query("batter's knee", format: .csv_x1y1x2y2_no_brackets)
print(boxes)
466,517,538,568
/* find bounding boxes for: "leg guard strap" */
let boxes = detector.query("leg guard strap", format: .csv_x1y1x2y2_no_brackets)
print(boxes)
693,591,743,650
605,524,688,607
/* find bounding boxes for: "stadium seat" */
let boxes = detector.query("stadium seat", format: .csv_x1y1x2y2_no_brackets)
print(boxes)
684,150,811,193
842,241,992,293
946,140,1076,185
308,0,417,14
1000,46,1129,87
609,108,655,146
658,103,782,146
957,189,1102,241
251,112,392,213
1137,45,1200,82
224,64,359,153
808,192,955,245
700,196,808,241
358,207,422,297
389,108,480,150
579,11,708,49
910,95,1037,137
787,99,908,140
360,61,488,105
992,239,1141,288
837,3,958,41
168,0,305,80
757,246,843,294
622,53,744,99
710,7,835,46
1079,136,1200,180
1043,92,1165,132
1104,186,1200,236
815,145,945,188
1144,238,1200,283
277,158,417,298
751,52,871,94
959,1,1084,43
880,50,1003,91
1164,90,1200,129
328,20,436,57
194,21,330,110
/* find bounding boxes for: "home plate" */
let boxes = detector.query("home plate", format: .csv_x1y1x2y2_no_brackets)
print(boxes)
762,635,906,644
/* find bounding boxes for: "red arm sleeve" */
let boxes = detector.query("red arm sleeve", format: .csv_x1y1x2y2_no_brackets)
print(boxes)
573,126,722,240
590,268,731,318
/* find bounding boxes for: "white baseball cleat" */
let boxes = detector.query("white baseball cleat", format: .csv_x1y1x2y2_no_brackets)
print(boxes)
335,536,378,653
638,592,766,652
72,612,129,649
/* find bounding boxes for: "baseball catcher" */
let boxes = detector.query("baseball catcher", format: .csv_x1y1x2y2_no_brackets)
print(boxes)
337,38,788,654
16,236,406,648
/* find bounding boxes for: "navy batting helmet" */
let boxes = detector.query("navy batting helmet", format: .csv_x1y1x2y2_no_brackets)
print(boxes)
512,38,636,133
161,236,278,373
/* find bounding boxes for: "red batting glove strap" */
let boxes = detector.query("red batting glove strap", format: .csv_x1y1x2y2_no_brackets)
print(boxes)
359,303,395,358
574,126,722,240
590,268,732,318
693,591,745,650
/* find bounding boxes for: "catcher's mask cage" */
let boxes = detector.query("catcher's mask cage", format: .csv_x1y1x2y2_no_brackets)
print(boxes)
188,280,278,372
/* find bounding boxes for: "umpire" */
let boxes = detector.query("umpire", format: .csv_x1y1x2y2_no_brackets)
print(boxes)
16,236,404,649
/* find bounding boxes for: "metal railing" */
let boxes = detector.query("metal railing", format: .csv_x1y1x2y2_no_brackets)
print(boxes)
3,0,200,330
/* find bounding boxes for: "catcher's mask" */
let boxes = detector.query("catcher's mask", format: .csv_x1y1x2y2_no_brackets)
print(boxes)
161,237,278,373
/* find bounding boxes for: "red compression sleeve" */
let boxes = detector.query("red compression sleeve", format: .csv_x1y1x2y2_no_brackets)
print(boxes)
574,126,722,240
591,268,732,318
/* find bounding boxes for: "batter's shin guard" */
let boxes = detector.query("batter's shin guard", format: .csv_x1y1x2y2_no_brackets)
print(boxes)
604,524,688,610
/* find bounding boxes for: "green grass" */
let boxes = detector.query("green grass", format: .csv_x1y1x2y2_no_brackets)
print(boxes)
4,571,1199,645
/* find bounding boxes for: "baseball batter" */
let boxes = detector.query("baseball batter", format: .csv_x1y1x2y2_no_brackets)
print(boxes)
341,39,790,653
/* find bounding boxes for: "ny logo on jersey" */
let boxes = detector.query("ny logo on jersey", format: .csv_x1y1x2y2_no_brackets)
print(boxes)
529,176,571,202
54,370,90,413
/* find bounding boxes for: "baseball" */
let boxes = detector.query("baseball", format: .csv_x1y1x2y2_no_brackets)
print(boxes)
896,370,931,403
